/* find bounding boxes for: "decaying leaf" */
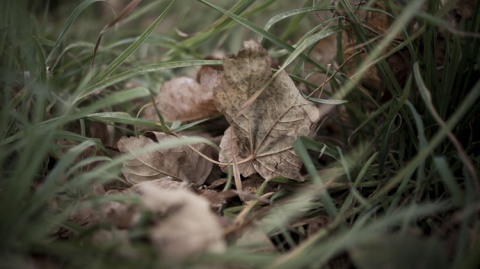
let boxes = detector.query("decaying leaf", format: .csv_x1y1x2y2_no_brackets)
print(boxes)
117,132,212,185
59,194,137,238
214,40,320,181
143,66,221,122
65,177,189,230
62,179,226,260
138,182,226,259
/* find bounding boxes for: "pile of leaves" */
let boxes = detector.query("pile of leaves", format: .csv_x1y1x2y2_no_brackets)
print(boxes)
1,0,479,268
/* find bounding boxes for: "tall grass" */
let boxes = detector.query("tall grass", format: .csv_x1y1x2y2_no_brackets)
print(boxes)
1,0,479,268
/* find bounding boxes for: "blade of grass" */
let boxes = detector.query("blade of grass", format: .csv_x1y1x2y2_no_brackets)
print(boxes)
259,6,336,42
374,78,480,203
319,0,425,119
75,60,221,102
293,137,339,217
46,0,105,62
270,201,448,269
198,0,328,73
86,111,167,129
175,0,256,51
434,157,463,207
87,0,176,86
1,87,150,146
414,62,479,187
91,0,142,68
271,42,479,269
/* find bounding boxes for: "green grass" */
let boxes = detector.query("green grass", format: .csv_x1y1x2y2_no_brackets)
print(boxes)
1,0,479,268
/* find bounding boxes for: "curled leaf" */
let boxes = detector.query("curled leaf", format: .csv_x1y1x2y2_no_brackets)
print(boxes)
144,66,221,122
117,132,213,185
138,183,226,259
214,40,320,181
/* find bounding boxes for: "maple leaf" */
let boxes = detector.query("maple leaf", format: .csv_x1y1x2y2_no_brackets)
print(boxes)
214,40,320,181
117,132,213,185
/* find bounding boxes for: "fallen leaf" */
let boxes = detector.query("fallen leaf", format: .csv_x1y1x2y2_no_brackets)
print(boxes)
143,66,221,122
138,182,226,259
214,40,320,181
117,132,213,185
59,193,137,238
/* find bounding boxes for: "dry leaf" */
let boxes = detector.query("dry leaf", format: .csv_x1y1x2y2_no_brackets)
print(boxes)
117,132,212,185
143,66,220,122
138,183,226,259
59,194,137,238
214,40,320,181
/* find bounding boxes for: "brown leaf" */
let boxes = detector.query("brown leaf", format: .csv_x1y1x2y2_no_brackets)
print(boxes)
143,66,221,122
117,132,213,185
60,193,137,238
138,183,226,259
214,40,320,181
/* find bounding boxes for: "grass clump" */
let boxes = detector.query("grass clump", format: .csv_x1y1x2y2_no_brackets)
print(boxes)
1,0,479,268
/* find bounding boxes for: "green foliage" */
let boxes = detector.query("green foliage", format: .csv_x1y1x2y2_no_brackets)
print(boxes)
1,0,479,268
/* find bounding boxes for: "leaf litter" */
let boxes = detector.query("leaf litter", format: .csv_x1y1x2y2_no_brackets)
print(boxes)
138,182,226,260
118,131,213,185
64,179,226,261
23,1,479,267
65,40,324,264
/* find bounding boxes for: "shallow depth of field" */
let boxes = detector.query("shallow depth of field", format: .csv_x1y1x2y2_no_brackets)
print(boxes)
1,0,479,268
